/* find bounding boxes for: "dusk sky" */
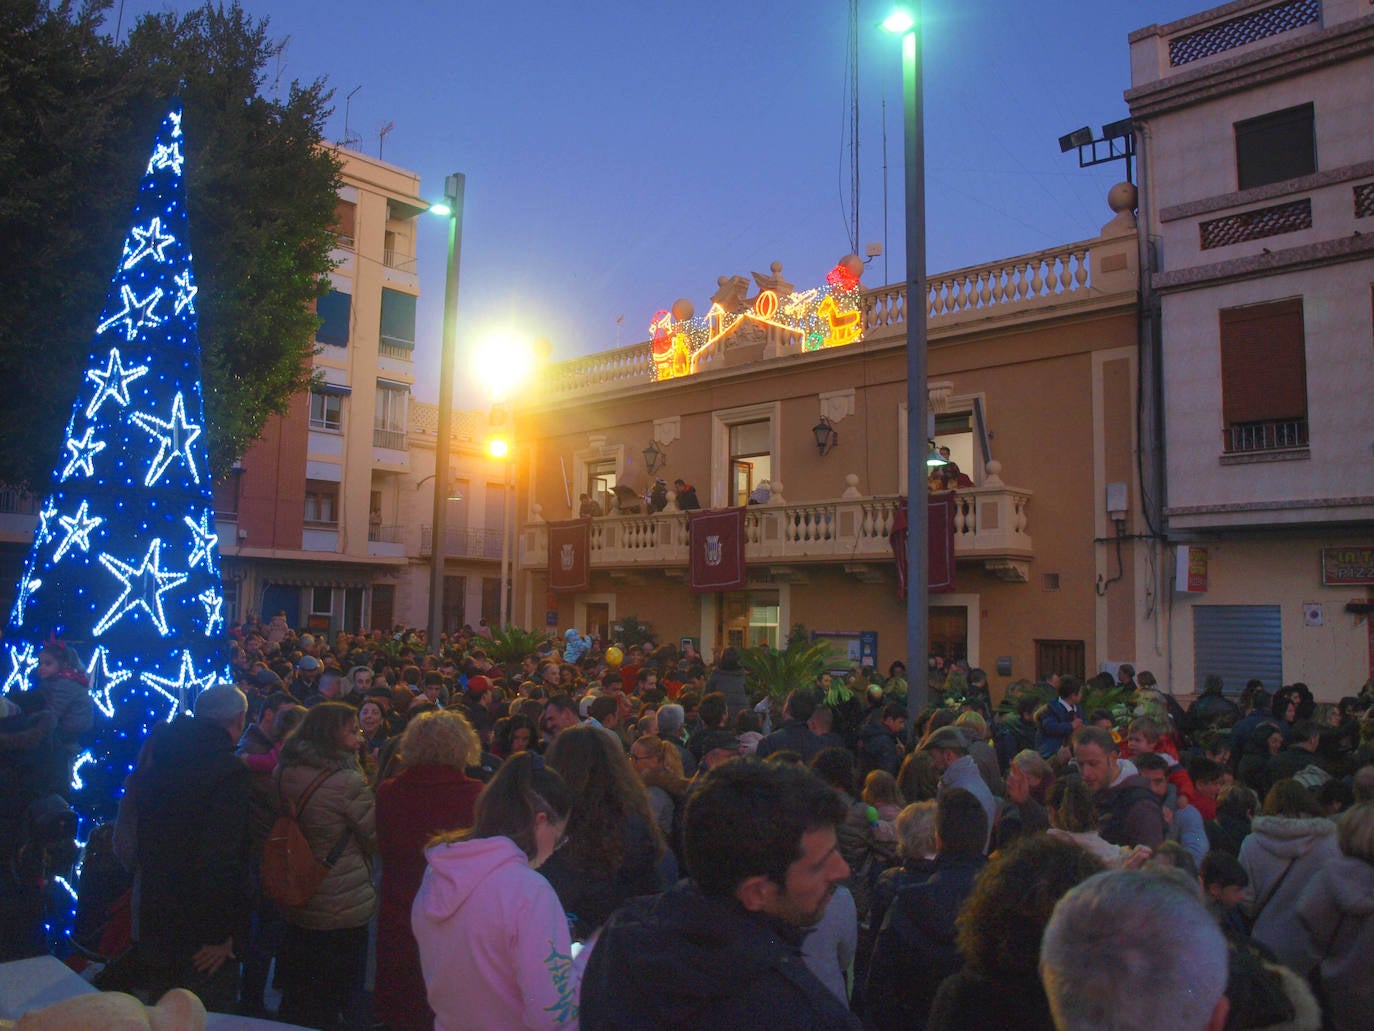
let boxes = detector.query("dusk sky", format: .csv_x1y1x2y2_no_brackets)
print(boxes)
114,0,1204,403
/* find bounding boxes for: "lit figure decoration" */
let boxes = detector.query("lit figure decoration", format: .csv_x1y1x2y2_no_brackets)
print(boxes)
4,105,229,939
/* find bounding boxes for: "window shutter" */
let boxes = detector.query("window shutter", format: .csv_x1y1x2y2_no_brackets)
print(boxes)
380,289,417,349
316,290,352,346
1219,299,1306,426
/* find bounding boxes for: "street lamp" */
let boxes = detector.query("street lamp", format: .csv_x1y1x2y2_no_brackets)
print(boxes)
427,173,465,654
884,5,931,727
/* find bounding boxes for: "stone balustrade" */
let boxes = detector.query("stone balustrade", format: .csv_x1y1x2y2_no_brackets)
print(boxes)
518,482,1033,580
542,235,1104,399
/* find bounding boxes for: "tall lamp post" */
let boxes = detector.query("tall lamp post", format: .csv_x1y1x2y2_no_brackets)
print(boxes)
427,173,465,653
884,7,930,726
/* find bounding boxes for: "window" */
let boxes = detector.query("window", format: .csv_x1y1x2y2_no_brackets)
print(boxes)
1219,299,1308,453
481,577,501,625
1235,103,1315,191
730,420,772,506
331,200,356,248
374,382,408,449
371,584,394,632
304,480,338,525
485,482,508,535
1193,605,1281,693
309,390,343,431
442,575,466,634
1035,639,1085,681
379,289,416,351
310,586,333,616
316,290,351,347
586,458,616,502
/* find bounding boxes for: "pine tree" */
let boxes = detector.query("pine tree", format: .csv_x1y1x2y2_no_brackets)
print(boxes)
4,105,226,834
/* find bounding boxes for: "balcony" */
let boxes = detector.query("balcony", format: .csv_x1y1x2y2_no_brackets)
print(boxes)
516,484,1034,583
420,526,504,560
373,427,407,450
367,523,407,559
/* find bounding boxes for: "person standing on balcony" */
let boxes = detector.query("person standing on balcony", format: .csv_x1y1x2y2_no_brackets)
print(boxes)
577,492,603,517
673,478,701,510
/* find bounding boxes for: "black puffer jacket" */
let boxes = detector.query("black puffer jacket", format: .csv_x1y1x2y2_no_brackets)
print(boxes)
581,879,862,1029
135,716,251,950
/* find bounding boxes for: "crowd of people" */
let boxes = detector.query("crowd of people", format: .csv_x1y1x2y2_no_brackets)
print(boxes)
9,616,1374,1030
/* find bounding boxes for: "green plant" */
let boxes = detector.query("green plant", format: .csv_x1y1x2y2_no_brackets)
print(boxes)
612,616,656,649
482,625,553,668
739,638,843,703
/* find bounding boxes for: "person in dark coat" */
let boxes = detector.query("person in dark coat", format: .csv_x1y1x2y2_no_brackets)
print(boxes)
864,788,989,1030
704,647,749,717
374,710,484,1031
755,690,826,762
130,684,252,1012
1186,674,1241,738
858,703,907,778
581,757,861,1029
926,836,1105,1031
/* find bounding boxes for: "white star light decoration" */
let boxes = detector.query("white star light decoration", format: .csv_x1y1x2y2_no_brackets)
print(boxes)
146,141,184,177
142,649,219,723
70,750,96,792
86,646,133,720
86,348,149,419
199,588,224,636
62,427,106,480
169,110,182,138
53,500,104,563
122,218,177,269
10,571,41,627
2,643,38,694
35,500,58,548
184,511,218,574
173,269,197,316
94,538,188,637
96,284,164,342
130,392,202,486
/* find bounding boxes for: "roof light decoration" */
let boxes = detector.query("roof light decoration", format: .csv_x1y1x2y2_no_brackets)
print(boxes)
650,256,867,381
4,104,229,937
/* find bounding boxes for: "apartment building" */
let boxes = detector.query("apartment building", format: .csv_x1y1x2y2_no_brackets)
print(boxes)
1128,0,1374,698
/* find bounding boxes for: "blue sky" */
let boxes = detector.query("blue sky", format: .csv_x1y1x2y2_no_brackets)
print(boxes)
115,0,1205,402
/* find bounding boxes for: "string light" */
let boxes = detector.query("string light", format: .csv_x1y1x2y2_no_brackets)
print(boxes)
5,106,229,945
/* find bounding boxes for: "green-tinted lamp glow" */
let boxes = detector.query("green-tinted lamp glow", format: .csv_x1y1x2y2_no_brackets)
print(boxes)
882,9,916,33
428,201,453,217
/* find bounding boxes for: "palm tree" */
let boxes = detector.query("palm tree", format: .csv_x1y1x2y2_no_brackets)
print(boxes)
739,638,843,703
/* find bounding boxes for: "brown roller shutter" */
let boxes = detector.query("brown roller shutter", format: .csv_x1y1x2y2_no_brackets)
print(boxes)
1219,298,1306,426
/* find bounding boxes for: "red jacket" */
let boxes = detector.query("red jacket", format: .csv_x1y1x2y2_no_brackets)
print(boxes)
374,764,482,1031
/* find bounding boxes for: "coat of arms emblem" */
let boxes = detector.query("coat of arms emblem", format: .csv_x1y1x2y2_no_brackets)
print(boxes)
704,535,722,566
560,543,576,571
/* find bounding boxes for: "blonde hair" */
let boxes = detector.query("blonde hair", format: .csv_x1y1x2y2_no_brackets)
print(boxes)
954,711,988,739
862,769,902,808
400,709,480,769
1338,801,1374,863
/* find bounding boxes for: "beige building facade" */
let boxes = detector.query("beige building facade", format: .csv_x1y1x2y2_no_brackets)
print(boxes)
507,212,1156,698
1128,0,1374,700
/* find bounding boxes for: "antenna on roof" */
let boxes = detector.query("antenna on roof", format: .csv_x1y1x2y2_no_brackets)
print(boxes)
341,86,363,150
378,121,395,160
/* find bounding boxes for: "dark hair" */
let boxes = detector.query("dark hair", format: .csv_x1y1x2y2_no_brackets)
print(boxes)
784,689,818,723
282,702,360,763
936,787,988,854
432,752,571,860
1190,757,1226,785
1057,675,1083,701
492,713,538,757
261,691,294,716
897,750,940,803
586,696,618,725
1048,777,1097,834
1134,751,1170,775
1150,840,1198,880
546,725,662,875
956,836,1104,974
717,647,741,672
1073,725,1118,754
545,694,578,716
1291,719,1324,741
1263,778,1323,818
683,757,845,896
809,746,858,797
1200,850,1248,890
698,691,727,728
881,702,907,722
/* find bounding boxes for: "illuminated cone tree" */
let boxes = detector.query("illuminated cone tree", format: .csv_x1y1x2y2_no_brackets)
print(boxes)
4,104,228,827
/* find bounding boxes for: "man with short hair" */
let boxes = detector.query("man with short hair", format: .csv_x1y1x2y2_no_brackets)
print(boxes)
131,684,252,1010
857,702,907,777
655,703,698,776
755,690,825,762
686,691,729,761
1040,868,1230,1031
581,758,861,1028
1073,726,1165,851
1037,675,1084,758
541,694,580,741
303,667,343,708
1266,719,1328,785
920,726,997,839
1135,752,1207,866
865,788,989,1029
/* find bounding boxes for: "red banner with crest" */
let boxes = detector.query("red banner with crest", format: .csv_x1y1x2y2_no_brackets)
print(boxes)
547,519,591,592
890,495,957,599
688,508,747,593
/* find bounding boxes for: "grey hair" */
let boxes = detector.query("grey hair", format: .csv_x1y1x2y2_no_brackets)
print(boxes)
895,800,937,860
1041,868,1227,1031
657,703,685,735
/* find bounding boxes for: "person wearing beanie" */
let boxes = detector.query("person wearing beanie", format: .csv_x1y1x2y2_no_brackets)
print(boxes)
122,684,251,1010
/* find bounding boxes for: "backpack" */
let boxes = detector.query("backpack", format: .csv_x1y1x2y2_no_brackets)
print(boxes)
261,768,349,907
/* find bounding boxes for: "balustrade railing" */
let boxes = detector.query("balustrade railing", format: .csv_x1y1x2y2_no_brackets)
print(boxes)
420,526,503,559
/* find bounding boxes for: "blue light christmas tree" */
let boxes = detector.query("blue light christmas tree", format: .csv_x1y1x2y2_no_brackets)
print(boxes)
5,105,227,838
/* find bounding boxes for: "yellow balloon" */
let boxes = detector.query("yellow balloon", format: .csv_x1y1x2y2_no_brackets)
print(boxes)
604,646,623,668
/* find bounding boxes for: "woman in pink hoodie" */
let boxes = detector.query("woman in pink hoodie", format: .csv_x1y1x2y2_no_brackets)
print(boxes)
412,751,580,1030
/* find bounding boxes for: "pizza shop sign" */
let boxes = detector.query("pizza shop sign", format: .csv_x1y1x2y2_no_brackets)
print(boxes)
1322,547,1374,586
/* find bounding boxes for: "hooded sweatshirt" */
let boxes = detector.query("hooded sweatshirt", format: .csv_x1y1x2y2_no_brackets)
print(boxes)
1297,850,1374,1031
412,835,579,1031
1239,814,1339,971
